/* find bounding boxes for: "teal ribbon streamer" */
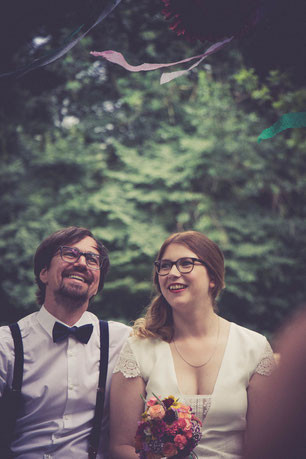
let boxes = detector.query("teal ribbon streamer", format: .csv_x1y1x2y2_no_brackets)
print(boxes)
258,112,306,142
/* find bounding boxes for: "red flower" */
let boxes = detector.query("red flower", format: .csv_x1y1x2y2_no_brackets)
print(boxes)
162,0,261,42
177,418,192,431
165,422,179,435
151,420,166,437
174,433,188,449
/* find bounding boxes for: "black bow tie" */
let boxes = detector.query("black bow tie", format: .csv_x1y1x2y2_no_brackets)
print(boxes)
52,322,93,344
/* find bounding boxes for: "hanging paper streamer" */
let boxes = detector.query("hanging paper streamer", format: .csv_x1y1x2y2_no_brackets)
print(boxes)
91,37,232,84
258,112,306,142
0,0,122,79
160,37,233,84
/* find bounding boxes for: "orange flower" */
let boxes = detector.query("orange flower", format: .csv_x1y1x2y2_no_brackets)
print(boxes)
178,404,192,412
148,404,166,420
178,412,192,420
177,418,192,430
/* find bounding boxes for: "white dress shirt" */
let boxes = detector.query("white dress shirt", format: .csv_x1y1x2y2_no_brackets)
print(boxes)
0,306,131,458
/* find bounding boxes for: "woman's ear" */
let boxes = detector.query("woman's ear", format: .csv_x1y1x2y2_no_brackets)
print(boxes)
209,280,215,289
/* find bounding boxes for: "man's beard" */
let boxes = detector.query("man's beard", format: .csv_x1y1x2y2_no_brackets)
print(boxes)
54,282,90,310
54,266,95,309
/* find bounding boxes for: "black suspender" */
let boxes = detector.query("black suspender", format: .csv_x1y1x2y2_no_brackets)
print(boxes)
1,320,109,459
0,323,24,456
89,319,109,459
9,323,24,393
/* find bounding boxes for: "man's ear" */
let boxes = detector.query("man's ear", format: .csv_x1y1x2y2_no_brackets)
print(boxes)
39,267,48,284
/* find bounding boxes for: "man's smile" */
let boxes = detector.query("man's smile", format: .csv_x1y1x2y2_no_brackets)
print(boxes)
62,268,93,286
66,274,87,283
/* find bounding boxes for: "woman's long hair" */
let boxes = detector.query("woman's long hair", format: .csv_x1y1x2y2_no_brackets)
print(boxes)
133,231,225,342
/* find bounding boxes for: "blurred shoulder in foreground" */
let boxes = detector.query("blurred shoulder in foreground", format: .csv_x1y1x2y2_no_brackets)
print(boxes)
245,307,306,459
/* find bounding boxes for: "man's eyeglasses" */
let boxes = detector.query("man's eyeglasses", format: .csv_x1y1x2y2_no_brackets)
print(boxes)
59,246,102,270
154,257,206,276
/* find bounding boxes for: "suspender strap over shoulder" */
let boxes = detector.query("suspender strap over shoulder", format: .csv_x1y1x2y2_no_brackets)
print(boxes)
9,323,24,392
88,320,109,459
0,323,23,456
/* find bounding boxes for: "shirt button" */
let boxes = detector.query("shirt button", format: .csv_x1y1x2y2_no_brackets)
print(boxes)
64,415,70,420
68,384,74,390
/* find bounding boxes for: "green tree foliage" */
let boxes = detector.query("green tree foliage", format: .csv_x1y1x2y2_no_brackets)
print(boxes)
0,0,306,335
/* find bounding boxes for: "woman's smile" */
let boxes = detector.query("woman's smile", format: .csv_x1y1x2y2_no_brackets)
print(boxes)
168,283,187,293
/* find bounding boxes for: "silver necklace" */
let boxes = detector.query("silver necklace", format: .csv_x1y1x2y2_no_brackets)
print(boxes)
172,316,220,369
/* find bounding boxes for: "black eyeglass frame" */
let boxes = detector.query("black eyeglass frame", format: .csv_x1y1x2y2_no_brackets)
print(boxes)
59,246,103,270
154,257,207,276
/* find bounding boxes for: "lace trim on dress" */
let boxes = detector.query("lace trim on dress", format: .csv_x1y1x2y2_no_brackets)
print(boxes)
113,340,141,378
182,395,212,423
255,341,276,376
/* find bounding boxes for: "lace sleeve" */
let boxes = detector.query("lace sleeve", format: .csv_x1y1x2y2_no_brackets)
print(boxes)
113,340,141,378
255,341,277,376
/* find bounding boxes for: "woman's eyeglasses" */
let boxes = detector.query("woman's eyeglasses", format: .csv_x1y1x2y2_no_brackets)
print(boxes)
154,257,206,276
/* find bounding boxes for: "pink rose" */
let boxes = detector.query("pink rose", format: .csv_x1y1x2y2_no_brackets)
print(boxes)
162,442,178,457
148,404,166,420
147,396,158,407
174,434,188,449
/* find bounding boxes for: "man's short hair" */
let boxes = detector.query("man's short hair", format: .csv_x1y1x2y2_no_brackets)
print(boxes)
34,226,110,305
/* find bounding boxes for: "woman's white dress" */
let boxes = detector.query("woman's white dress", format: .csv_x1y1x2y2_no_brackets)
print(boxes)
114,322,275,458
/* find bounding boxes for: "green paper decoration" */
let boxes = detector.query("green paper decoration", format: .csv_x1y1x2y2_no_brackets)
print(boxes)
258,112,306,142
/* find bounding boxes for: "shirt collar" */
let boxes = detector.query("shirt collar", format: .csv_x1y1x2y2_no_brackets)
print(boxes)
37,305,93,339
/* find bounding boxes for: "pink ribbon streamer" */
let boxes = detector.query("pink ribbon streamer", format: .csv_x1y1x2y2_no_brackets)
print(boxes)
90,37,233,84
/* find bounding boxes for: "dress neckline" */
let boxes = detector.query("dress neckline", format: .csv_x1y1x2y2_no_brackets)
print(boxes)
166,321,233,398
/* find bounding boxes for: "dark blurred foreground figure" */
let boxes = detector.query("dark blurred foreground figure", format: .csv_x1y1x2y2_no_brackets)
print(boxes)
0,226,130,458
244,308,306,459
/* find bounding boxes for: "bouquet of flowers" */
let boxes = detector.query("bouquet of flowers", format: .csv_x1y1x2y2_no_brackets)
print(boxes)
135,394,202,458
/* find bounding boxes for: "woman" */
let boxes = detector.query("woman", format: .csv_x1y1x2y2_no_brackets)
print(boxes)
110,231,275,458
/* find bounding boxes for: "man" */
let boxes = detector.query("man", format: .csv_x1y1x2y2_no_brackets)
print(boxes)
0,226,131,458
